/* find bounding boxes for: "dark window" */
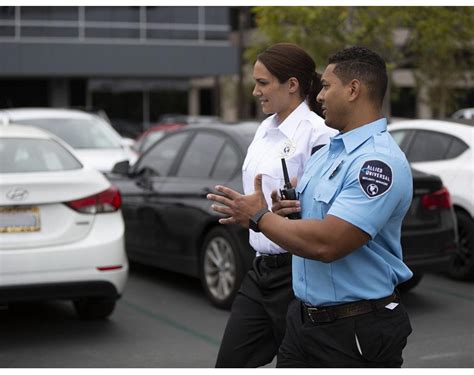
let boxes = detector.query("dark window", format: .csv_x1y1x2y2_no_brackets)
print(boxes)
176,132,226,178
204,7,229,25
85,7,139,22
85,27,139,39
21,26,78,38
0,6,15,20
0,26,14,37
445,137,469,159
146,29,198,40
136,132,188,176
390,129,414,154
21,7,78,21
405,130,454,162
146,7,198,23
212,143,239,180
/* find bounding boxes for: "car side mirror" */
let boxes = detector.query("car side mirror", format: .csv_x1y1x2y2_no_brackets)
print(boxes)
111,160,130,175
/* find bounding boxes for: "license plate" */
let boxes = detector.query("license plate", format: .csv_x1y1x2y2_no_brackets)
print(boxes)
0,206,41,233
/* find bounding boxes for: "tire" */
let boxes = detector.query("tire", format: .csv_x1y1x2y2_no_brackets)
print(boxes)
397,272,424,293
73,297,116,320
200,227,244,310
448,211,474,280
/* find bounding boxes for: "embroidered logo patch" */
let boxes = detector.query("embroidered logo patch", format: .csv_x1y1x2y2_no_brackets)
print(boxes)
359,160,393,198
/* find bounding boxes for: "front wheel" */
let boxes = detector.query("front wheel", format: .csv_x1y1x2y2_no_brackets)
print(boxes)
200,227,244,310
73,297,116,320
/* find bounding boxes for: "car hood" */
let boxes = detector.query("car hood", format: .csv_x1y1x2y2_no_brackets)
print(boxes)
74,149,137,172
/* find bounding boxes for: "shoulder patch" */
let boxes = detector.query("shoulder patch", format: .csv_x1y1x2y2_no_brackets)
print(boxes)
359,160,393,198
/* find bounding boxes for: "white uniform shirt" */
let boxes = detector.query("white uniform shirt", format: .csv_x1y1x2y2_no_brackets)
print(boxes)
242,101,338,255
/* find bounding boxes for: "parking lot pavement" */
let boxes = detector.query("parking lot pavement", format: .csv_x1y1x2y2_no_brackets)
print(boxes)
0,266,472,368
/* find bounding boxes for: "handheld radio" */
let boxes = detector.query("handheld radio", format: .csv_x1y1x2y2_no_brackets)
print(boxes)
279,158,301,220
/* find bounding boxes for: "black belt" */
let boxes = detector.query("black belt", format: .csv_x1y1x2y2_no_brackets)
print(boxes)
302,292,398,324
260,253,291,268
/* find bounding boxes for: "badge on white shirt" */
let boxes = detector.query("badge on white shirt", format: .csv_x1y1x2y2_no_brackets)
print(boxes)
278,139,297,158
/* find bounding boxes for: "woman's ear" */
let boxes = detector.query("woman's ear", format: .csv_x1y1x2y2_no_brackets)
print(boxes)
288,77,300,94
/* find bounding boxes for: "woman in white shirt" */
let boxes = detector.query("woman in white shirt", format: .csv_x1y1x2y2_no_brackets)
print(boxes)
215,43,337,367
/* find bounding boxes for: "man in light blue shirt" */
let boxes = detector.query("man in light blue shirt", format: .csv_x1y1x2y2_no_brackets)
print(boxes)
208,46,413,367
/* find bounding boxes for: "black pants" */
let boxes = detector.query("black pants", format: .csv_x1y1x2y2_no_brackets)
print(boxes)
277,298,412,367
215,254,293,368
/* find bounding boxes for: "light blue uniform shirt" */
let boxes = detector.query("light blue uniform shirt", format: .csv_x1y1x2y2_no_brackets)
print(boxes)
293,118,413,307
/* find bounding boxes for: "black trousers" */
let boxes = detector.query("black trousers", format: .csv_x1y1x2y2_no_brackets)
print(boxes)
277,298,412,367
215,254,293,368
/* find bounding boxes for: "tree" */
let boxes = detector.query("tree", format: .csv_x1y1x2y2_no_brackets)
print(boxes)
246,6,474,118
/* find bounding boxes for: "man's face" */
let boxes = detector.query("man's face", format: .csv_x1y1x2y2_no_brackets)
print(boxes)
317,64,349,130
252,60,291,117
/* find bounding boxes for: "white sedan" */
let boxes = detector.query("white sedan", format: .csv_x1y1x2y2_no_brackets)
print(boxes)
389,119,474,280
0,108,137,173
0,125,128,319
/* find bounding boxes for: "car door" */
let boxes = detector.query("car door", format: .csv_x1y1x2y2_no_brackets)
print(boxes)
119,132,191,261
150,129,242,276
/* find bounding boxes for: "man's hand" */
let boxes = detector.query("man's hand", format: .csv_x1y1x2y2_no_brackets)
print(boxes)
207,174,267,228
271,176,300,217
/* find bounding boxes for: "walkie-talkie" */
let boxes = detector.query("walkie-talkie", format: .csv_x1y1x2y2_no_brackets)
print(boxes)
279,158,301,220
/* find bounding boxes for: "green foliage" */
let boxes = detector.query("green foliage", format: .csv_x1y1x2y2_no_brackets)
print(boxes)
248,6,474,118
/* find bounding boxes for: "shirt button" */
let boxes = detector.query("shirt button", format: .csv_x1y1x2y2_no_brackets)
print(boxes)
299,277,304,282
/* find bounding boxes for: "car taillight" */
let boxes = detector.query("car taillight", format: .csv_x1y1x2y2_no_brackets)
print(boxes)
66,186,121,214
421,187,452,210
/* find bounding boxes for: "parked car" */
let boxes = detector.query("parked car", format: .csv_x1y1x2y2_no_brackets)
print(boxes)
133,123,186,155
389,119,473,280
0,125,128,319
451,107,474,120
0,108,138,172
108,123,457,308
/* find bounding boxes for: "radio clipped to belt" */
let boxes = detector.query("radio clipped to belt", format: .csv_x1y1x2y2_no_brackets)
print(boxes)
280,158,301,220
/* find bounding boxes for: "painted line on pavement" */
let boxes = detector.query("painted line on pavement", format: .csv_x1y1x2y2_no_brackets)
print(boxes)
121,299,220,347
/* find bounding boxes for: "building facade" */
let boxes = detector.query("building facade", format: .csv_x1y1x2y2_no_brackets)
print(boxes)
0,6,240,135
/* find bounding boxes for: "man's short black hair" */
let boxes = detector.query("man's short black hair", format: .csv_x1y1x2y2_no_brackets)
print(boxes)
328,46,388,107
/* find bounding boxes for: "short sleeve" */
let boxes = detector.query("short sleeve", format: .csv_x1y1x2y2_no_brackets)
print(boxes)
328,156,409,238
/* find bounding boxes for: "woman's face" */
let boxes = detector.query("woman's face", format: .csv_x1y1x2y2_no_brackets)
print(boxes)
252,60,293,118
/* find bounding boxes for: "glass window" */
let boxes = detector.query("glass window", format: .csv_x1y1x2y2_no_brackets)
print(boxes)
135,132,188,176
21,26,78,38
406,130,453,162
146,29,198,40
85,28,139,39
21,7,79,21
211,143,239,180
16,117,122,149
176,132,225,178
0,138,82,173
85,7,139,22
146,7,198,24
0,6,15,20
390,129,414,154
445,137,469,159
0,26,15,37
204,7,229,25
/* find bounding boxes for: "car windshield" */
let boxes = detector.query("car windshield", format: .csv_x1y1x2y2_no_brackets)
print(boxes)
0,138,82,173
17,117,122,149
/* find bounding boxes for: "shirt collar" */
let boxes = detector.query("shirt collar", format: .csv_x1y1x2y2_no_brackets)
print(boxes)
332,118,388,154
262,101,311,139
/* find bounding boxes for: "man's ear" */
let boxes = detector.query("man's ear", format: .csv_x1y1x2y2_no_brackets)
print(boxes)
288,77,300,94
347,79,362,102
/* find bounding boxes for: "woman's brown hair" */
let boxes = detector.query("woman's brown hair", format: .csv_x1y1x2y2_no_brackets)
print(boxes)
257,43,323,117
